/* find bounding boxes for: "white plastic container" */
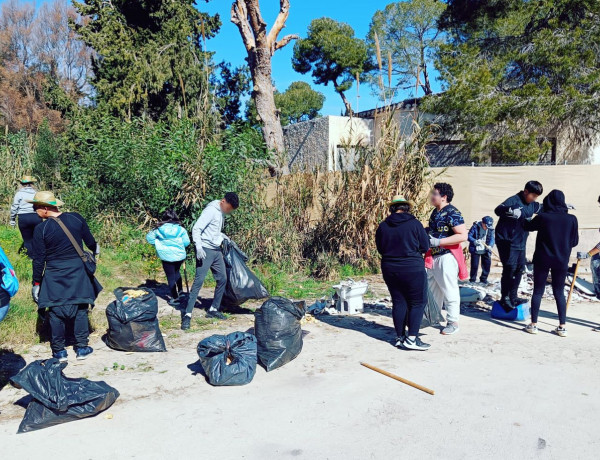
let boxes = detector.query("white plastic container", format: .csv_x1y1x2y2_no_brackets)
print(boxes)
333,280,369,315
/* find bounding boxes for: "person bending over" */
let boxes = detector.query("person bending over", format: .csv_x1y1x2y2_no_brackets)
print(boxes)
468,216,495,284
182,192,239,329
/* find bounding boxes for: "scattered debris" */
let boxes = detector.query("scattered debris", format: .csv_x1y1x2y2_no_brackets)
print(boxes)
332,279,369,315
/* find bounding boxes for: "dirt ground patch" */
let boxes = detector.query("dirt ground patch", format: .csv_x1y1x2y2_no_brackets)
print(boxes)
2,274,600,459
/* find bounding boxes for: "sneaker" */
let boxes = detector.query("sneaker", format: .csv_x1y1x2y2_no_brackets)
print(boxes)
403,336,431,351
469,278,476,283
394,336,406,348
524,324,538,334
554,327,568,337
181,315,191,330
593,326,600,332
75,346,93,360
441,322,460,335
206,310,227,320
52,350,68,363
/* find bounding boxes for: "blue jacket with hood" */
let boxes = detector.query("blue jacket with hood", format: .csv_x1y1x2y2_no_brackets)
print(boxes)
146,223,190,262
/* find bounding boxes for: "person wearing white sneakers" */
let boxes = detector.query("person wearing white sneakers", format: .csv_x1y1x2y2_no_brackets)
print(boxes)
523,190,578,337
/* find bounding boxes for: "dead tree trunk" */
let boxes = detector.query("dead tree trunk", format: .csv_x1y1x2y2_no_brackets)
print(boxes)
231,0,298,174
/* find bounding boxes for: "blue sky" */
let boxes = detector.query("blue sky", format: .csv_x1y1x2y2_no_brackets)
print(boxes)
201,0,442,116
11,0,443,116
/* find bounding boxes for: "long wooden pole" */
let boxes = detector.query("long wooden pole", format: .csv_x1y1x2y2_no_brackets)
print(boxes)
566,260,581,311
360,362,434,395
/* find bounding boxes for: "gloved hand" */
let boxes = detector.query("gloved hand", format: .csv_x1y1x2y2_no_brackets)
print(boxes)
221,233,230,243
94,244,100,258
429,236,442,247
196,245,207,260
567,203,576,210
32,284,40,303
9,220,16,227
506,207,522,219
577,252,590,260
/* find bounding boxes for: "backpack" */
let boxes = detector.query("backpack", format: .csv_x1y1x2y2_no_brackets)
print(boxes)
0,245,19,297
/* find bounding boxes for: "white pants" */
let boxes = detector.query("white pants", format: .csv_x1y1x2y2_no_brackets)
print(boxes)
427,253,460,323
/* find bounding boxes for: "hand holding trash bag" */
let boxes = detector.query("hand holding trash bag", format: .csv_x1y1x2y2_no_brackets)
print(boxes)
221,239,269,307
197,332,257,386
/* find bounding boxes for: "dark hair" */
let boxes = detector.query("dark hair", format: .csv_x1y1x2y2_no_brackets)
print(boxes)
597,195,600,204
224,192,239,209
433,182,454,203
525,180,543,195
159,209,180,226
389,203,411,214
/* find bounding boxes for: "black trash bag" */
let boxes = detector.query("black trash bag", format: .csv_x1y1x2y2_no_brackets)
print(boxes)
10,359,119,433
420,284,445,328
197,332,257,386
104,287,167,352
222,240,269,307
254,297,304,372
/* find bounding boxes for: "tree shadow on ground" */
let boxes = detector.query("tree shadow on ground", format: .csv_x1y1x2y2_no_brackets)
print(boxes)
0,349,26,392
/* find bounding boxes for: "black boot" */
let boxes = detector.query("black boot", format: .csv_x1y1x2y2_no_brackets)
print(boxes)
500,296,515,312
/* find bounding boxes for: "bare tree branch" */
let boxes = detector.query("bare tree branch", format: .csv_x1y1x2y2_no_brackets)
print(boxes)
230,0,255,51
274,33,298,52
267,0,291,50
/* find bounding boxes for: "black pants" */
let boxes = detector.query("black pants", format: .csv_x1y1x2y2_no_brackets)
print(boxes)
47,304,89,353
531,264,568,324
162,260,184,298
18,213,43,259
496,240,526,299
382,267,427,337
470,252,491,282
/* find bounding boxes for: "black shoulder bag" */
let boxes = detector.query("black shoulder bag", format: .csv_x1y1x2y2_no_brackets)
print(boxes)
50,216,97,275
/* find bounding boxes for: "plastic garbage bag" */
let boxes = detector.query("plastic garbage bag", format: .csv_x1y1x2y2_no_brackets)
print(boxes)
254,297,304,372
222,240,269,307
10,359,119,433
420,284,445,328
104,287,167,352
197,332,257,386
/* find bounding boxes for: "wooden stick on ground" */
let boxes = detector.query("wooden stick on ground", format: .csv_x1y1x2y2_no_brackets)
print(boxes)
566,259,581,311
360,362,434,395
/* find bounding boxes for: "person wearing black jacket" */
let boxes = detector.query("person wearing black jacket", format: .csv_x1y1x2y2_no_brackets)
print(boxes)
523,190,578,337
376,195,430,351
30,191,100,362
494,180,543,310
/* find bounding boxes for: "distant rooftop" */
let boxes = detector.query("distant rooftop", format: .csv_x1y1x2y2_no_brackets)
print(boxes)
354,97,421,119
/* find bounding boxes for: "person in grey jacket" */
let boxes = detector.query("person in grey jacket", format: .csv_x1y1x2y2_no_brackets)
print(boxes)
10,176,42,259
182,192,239,329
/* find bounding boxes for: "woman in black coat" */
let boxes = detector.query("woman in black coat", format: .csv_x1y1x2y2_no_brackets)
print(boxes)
524,190,579,337
376,195,430,350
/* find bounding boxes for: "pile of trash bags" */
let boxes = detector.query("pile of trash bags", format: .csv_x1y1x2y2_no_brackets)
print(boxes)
104,287,167,352
197,332,257,386
255,297,304,372
222,240,269,307
10,359,119,433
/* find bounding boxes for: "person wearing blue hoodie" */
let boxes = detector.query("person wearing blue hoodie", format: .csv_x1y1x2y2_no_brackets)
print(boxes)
146,210,190,305
376,195,430,351
182,192,239,329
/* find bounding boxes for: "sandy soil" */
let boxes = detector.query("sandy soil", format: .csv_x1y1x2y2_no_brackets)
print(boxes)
1,276,600,460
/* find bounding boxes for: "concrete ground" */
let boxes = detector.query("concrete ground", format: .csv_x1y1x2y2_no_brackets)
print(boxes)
1,276,600,460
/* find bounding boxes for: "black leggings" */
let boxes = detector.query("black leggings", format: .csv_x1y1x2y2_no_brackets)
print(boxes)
531,263,568,324
162,260,184,298
382,267,427,337
18,213,43,259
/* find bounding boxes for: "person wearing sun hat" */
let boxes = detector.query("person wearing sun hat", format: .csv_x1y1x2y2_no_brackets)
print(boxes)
376,194,431,351
29,191,100,363
9,176,42,259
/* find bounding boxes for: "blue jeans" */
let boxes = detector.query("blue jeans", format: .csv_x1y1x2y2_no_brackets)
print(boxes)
0,303,9,322
592,253,600,299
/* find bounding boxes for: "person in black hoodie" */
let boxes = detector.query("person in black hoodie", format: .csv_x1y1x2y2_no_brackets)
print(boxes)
376,195,430,351
494,180,543,311
523,190,578,337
